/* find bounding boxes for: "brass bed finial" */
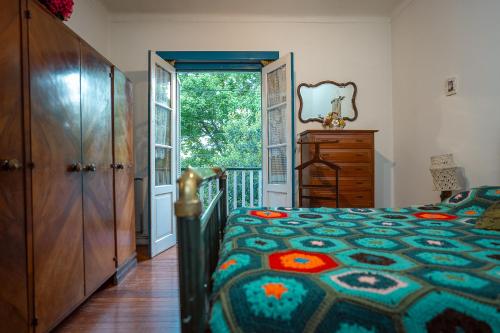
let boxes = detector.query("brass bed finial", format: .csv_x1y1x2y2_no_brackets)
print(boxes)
175,168,203,218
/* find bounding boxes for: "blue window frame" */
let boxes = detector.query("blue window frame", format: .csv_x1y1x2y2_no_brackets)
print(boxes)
155,51,279,72
155,50,295,205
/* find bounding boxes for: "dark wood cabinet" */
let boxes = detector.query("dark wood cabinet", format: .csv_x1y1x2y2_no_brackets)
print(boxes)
112,68,137,273
81,43,116,296
0,0,29,332
29,2,85,331
0,1,135,331
299,130,378,208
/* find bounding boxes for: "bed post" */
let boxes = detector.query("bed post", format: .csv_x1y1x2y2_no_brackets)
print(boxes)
215,167,228,233
175,167,227,333
175,169,205,333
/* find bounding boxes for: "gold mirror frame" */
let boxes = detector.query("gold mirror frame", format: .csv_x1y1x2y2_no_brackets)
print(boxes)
297,80,359,124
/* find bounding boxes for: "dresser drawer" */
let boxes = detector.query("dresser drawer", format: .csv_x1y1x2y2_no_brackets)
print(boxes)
316,149,372,163
309,178,372,191
303,198,339,208
338,163,373,177
310,163,372,178
301,133,373,148
340,191,373,207
341,178,372,191
304,189,373,208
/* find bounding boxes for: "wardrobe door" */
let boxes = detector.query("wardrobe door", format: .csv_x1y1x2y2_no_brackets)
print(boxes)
81,43,116,294
29,2,84,331
113,67,136,266
0,1,29,331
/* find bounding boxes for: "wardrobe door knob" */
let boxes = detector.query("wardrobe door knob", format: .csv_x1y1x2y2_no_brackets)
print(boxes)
111,163,124,170
1,159,23,171
69,162,83,172
84,163,97,172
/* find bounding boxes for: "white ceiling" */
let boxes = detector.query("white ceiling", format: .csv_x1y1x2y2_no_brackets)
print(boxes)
99,0,406,17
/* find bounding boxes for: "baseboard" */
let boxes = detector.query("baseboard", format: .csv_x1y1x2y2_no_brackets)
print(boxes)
113,252,137,284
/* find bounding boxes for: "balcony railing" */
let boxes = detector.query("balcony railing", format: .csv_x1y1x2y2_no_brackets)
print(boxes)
187,167,263,211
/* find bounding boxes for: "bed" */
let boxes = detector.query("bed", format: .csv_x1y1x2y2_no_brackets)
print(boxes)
174,169,500,333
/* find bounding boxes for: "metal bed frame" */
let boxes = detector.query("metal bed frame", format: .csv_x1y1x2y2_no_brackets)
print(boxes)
174,167,228,333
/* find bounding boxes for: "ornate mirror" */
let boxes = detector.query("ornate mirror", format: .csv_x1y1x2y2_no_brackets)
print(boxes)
297,81,358,123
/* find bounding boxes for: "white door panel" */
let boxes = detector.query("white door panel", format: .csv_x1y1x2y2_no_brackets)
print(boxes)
262,53,294,207
155,193,173,238
149,52,177,257
267,191,288,207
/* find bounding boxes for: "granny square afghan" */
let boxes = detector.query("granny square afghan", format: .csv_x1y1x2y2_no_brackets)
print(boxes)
209,186,500,333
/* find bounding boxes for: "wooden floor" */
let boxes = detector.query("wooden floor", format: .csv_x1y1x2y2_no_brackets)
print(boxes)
56,246,180,333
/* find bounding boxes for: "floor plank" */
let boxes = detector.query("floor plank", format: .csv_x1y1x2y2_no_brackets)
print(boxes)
56,246,180,333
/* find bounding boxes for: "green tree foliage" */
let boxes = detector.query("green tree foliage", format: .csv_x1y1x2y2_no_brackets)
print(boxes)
179,72,262,168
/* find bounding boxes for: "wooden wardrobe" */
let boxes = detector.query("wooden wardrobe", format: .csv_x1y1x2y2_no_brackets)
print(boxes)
112,68,137,279
0,1,136,332
299,130,378,208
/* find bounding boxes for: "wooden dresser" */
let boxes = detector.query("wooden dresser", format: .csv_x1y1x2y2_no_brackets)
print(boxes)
299,130,378,208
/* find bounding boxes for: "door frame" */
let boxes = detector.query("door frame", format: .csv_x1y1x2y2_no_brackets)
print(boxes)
261,53,296,207
147,51,295,254
148,51,178,257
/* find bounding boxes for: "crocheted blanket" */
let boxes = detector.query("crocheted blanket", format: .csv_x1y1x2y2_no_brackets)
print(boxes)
209,187,500,333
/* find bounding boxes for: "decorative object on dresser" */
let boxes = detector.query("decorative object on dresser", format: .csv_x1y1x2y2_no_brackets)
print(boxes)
0,1,135,332
320,95,347,129
298,130,378,208
297,80,358,124
429,153,462,201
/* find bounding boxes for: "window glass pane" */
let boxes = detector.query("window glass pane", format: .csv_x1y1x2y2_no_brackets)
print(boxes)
267,64,287,108
155,147,171,185
268,146,287,184
268,104,286,146
155,104,171,146
155,64,171,107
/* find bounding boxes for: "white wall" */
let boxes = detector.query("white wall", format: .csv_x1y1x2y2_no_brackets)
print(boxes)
109,15,395,208
64,0,110,58
39,0,500,211
392,0,500,206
